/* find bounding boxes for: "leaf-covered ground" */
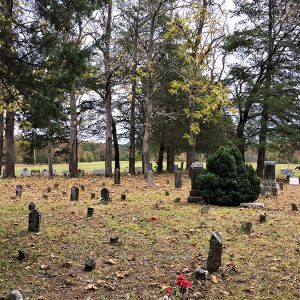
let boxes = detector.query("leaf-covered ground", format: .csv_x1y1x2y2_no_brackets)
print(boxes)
0,174,299,300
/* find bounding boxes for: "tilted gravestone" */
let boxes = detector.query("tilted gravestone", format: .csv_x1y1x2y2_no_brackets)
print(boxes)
28,209,41,232
174,171,182,189
147,170,154,187
101,188,110,202
187,163,204,203
114,168,121,185
87,207,94,218
206,232,223,273
16,185,23,197
70,186,79,201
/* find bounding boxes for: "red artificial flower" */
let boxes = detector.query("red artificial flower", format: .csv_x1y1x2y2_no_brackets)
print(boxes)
176,274,185,285
166,287,172,295
179,279,192,288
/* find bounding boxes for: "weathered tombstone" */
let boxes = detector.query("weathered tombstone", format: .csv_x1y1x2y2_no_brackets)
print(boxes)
174,171,182,189
147,170,154,187
289,177,299,185
259,213,267,223
180,161,184,171
291,203,299,211
264,161,276,180
90,192,96,199
110,236,119,245
28,209,41,232
7,290,23,300
101,188,110,202
18,250,28,260
47,187,51,193
262,161,279,196
87,207,94,218
279,182,284,191
187,163,204,203
165,190,169,196
16,185,23,197
241,221,252,235
206,232,223,273
194,268,209,280
120,194,126,201
70,186,79,201
80,185,85,191
84,257,96,271
114,168,121,185
201,205,210,215
240,202,265,209
174,164,178,172
28,202,36,211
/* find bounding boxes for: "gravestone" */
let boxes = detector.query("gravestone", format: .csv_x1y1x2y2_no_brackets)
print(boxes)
206,232,223,273
28,209,41,232
7,290,23,300
195,268,209,280
70,186,79,201
87,207,94,218
279,182,284,191
260,161,279,196
289,177,299,185
259,213,267,223
114,168,121,185
16,185,23,197
181,161,184,171
21,168,30,177
28,202,36,211
291,203,298,211
47,187,51,193
18,250,28,261
90,192,96,199
201,205,210,215
147,170,154,187
101,188,110,202
174,164,178,172
241,221,252,235
174,171,182,189
85,257,96,271
120,194,126,201
187,163,204,203
80,185,85,191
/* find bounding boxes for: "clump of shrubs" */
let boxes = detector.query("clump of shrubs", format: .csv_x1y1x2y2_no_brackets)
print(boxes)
197,143,260,206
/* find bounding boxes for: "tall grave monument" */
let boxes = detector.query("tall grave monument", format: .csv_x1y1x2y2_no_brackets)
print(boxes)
260,161,279,196
187,162,204,203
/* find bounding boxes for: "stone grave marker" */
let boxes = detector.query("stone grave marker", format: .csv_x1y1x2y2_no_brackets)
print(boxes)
85,257,96,271
7,290,23,300
174,164,178,172
174,171,182,188
259,213,267,223
18,250,28,261
291,203,298,211
289,177,299,185
120,194,126,201
28,202,36,211
80,185,85,191
70,186,79,201
206,232,223,273
147,170,154,187
16,185,23,197
241,221,252,234
114,168,121,185
101,188,110,202
201,205,210,215
28,209,41,232
187,163,204,203
279,182,284,191
90,192,96,199
87,207,94,218
180,161,184,170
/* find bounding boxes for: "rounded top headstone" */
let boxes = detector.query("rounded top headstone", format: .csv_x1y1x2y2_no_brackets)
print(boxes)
28,202,36,211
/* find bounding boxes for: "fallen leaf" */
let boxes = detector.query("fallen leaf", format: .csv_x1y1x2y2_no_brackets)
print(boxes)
116,270,129,278
211,274,218,284
85,284,98,291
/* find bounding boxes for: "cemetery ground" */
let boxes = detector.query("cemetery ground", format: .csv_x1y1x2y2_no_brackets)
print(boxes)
0,174,300,300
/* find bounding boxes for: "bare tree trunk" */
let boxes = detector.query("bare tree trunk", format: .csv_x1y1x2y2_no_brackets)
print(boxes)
69,90,78,177
104,0,113,177
187,94,196,168
166,146,175,173
112,117,120,170
4,110,15,178
48,139,54,178
129,72,137,175
236,120,247,161
0,111,4,175
157,141,165,173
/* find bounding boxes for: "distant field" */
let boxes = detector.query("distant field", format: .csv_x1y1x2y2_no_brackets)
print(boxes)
14,161,300,177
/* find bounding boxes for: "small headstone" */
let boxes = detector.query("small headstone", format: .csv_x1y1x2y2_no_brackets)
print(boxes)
84,257,96,271
114,168,121,185
18,250,28,260
47,187,51,193
241,221,252,234
80,185,85,191
165,190,169,196
206,232,223,273
291,203,299,211
120,194,126,201
110,236,119,245
87,207,94,218
201,206,210,215
70,186,79,201
174,171,182,188
90,192,96,199
194,268,209,280
181,161,184,170
259,213,267,223
289,177,299,185
101,182,106,187
16,185,23,197
124,188,129,194
42,194,48,200
101,188,110,202
7,290,23,300
279,182,284,191
240,203,265,209
147,170,154,187
28,202,36,211
150,162,153,171
174,197,181,203
28,209,41,233
53,183,59,189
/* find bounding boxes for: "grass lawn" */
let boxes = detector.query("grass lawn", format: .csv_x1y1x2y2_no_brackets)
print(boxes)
0,173,299,299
